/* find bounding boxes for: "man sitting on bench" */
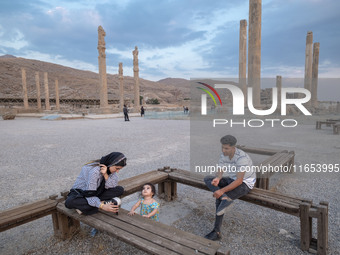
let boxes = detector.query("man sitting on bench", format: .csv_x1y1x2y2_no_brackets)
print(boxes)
204,135,256,241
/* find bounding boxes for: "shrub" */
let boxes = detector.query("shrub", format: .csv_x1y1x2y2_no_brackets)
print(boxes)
146,98,160,104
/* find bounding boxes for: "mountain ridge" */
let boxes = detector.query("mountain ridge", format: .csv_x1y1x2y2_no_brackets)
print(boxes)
0,56,190,104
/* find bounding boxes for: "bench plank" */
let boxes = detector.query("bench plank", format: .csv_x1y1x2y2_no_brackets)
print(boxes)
57,204,178,254
119,170,169,197
57,203,221,255
167,169,302,216
100,210,220,254
0,199,57,232
97,211,214,255
236,145,281,155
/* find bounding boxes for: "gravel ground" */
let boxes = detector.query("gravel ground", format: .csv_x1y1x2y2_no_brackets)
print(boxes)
0,116,339,255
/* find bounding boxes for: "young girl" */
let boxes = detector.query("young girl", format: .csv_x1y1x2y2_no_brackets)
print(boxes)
128,183,159,222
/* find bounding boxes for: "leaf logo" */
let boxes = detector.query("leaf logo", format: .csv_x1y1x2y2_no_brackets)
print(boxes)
196,82,222,106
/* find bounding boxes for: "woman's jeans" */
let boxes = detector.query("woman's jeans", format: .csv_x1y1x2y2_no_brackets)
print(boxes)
204,175,250,232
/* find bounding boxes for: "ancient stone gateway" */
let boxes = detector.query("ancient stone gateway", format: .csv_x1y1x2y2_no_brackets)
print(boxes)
133,46,140,109
97,26,109,111
119,62,124,110
312,42,320,108
35,72,42,110
44,72,50,110
276,75,282,111
304,31,313,107
248,0,262,108
239,19,247,106
21,68,29,109
55,79,60,111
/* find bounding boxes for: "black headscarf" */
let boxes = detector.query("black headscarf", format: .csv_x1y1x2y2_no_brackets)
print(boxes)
100,152,126,167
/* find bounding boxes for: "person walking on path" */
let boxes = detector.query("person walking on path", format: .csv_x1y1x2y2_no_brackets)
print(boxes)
140,106,145,117
123,104,129,121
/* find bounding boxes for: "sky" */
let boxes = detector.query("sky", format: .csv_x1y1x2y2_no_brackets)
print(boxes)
1,0,340,85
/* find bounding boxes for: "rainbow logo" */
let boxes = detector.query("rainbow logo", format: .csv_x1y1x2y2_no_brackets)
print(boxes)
196,82,223,106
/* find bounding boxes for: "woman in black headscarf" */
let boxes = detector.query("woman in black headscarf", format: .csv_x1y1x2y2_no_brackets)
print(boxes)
65,152,127,215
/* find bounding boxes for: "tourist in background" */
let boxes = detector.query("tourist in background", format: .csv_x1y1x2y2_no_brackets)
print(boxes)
123,104,130,121
141,106,145,117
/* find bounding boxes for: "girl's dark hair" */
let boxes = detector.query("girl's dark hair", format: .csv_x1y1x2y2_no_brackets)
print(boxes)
142,183,156,197
114,158,127,167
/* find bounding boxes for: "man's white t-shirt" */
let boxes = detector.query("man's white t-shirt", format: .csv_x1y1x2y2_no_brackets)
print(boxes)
218,147,256,189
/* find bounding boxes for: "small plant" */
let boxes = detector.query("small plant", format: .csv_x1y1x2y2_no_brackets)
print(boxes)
146,98,160,104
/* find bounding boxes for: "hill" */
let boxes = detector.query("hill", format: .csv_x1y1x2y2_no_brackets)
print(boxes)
0,56,190,105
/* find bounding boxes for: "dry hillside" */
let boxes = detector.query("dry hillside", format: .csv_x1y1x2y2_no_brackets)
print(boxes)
0,55,190,105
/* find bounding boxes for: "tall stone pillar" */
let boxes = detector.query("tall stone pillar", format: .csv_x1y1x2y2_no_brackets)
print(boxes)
304,31,313,107
239,19,247,106
35,72,42,110
119,62,124,110
55,79,60,111
21,68,29,109
133,46,140,108
44,72,50,110
311,42,320,108
97,26,109,109
276,75,282,111
248,0,262,108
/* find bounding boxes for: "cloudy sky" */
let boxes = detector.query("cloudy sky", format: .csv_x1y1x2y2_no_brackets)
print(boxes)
1,0,340,83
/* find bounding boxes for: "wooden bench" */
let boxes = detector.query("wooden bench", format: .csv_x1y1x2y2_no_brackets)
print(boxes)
55,203,229,255
316,120,337,130
119,169,169,196
333,123,340,135
161,167,329,255
53,169,230,254
237,145,295,190
1,167,328,254
326,118,340,122
0,196,59,232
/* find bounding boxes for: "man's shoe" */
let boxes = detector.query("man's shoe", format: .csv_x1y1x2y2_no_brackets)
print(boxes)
216,198,233,216
204,230,221,241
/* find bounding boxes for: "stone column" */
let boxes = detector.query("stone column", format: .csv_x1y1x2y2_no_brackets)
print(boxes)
119,62,124,110
55,79,60,111
311,42,320,108
304,31,313,106
239,19,247,106
276,75,282,111
133,46,140,108
21,68,29,109
44,72,50,110
97,26,109,109
35,72,42,110
248,0,262,108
